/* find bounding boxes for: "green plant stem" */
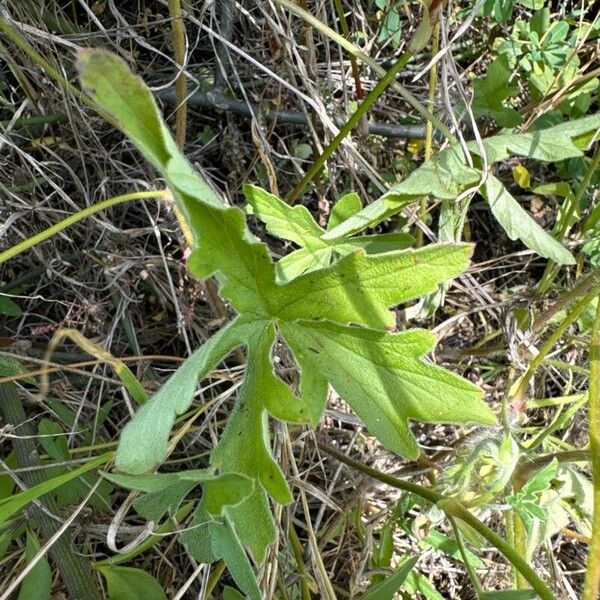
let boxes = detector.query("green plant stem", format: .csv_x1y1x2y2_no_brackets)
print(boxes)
504,508,517,588
583,291,600,600
449,516,483,596
286,50,413,203
289,523,312,600
416,21,439,248
332,0,363,99
513,508,528,589
272,0,455,143
0,190,167,265
317,440,556,600
536,145,600,296
510,281,600,411
0,380,102,600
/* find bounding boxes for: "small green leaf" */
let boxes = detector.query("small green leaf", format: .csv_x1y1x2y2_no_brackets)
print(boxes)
223,587,245,600
493,0,514,23
403,570,443,600
97,565,166,600
0,295,22,316
473,56,522,127
18,529,51,600
327,192,362,230
421,529,485,568
362,556,417,599
483,174,575,265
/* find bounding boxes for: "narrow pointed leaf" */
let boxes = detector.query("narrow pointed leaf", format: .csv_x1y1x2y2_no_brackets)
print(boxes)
361,556,417,600
483,174,575,265
115,317,248,474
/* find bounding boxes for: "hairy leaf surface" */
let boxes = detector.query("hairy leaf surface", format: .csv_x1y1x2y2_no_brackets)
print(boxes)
324,114,600,264
78,48,495,589
483,174,576,264
245,185,412,281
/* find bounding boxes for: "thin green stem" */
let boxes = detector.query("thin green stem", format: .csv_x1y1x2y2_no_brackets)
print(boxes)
511,281,600,410
504,509,517,588
317,440,556,600
583,289,600,600
0,16,83,103
0,190,167,265
272,0,455,142
416,21,440,248
449,516,483,596
332,0,363,100
286,51,413,203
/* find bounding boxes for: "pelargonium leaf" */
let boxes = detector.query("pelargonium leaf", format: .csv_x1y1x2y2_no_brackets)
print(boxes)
274,243,474,329
78,48,497,588
281,321,495,459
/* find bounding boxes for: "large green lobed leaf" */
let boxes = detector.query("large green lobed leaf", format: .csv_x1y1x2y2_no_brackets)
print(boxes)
78,48,496,590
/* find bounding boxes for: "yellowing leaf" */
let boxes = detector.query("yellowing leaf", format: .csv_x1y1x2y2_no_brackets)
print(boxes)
513,164,531,189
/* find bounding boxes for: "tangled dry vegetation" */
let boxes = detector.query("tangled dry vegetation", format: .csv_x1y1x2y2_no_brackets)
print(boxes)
0,1,598,599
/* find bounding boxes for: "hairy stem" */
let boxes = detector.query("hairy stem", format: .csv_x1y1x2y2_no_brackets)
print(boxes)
583,291,600,600
167,0,187,149
317,440,556,599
